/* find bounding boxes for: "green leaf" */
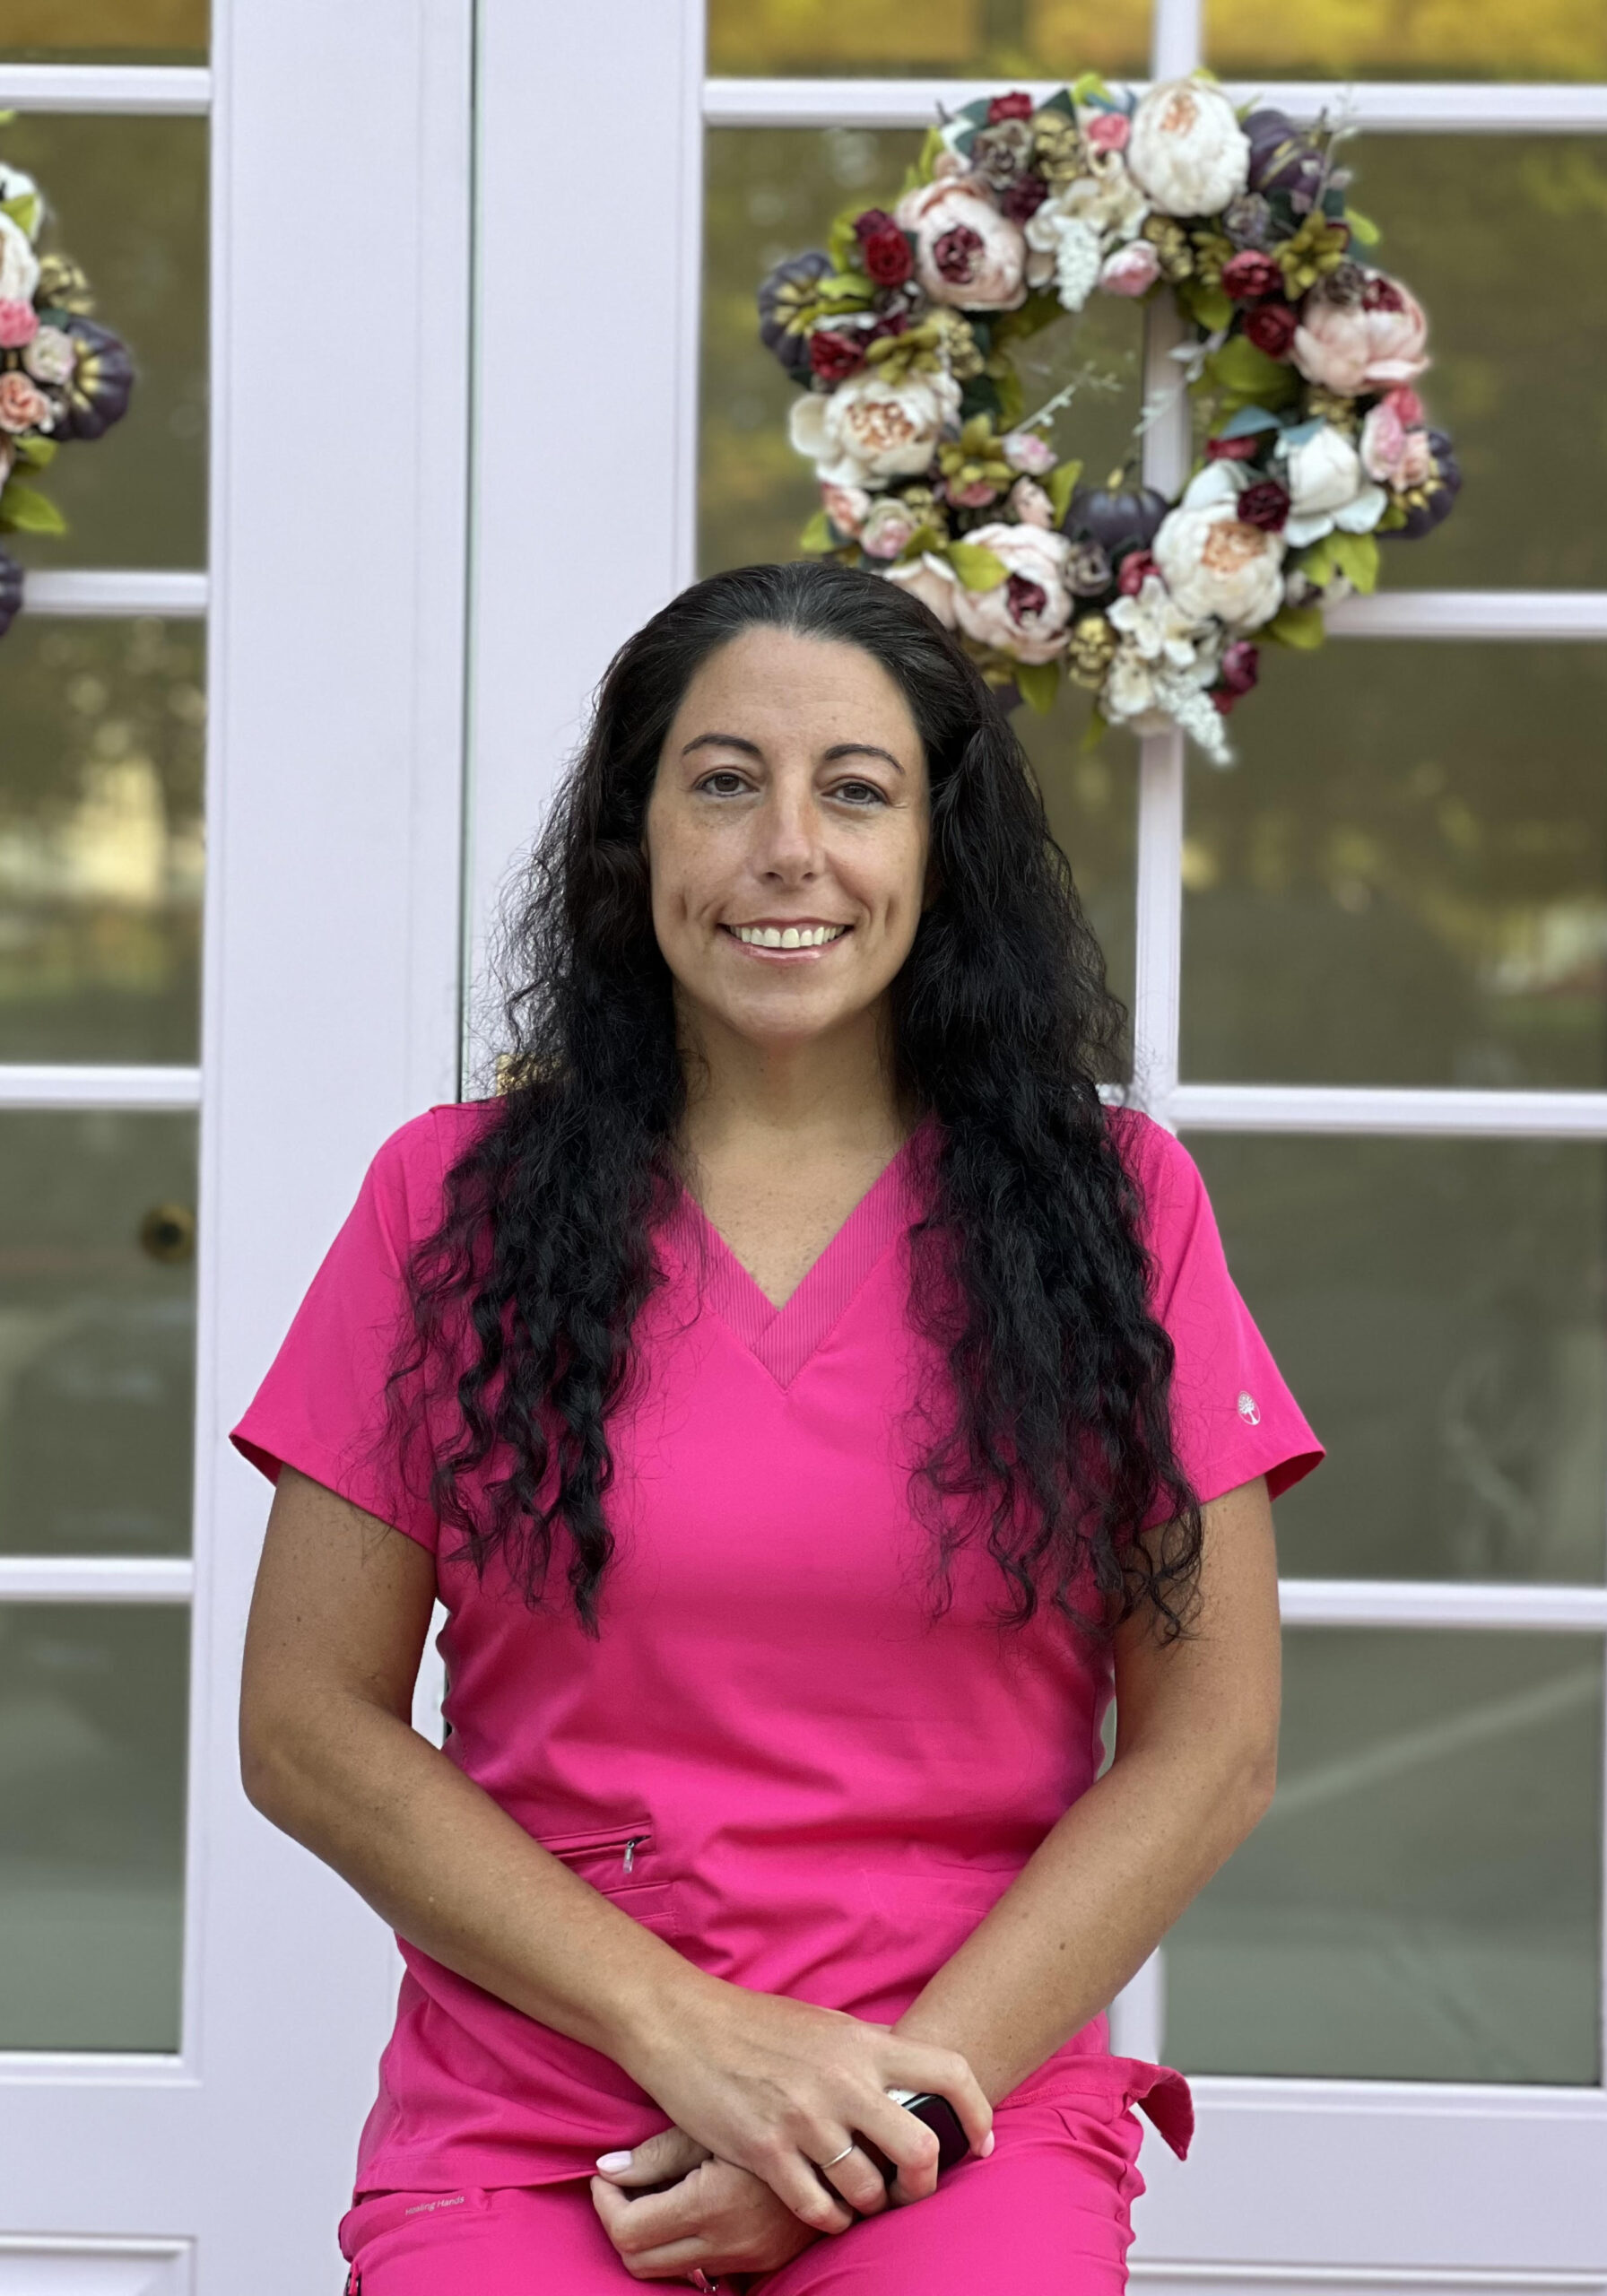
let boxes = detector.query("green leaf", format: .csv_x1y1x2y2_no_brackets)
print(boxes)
1377,497,1409,533
948,542,1009,592
1264,604,1326,650
1218,404,1283,439
1046,458,1083,524
13,434,56,468
1080,705,1109,752
899,124,948,195
1178,277,1234,333
798,509,833,554
1206,335,1301,406
992,365,1024,430
958,373,1003,427
1,190,40,238
1013,660,1060,715
1069,72,1113,106
1297,536,1340,589
0,479,66,535
1327,530,1380,594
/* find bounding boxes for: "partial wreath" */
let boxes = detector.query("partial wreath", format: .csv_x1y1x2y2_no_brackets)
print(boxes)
0,139,135,640
758,74,1461,763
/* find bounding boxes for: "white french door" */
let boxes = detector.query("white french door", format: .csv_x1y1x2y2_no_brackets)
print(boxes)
0,2,469,2288
472,1,1607,2288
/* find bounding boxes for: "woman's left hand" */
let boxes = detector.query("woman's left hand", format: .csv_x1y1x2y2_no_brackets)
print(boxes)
592,2122,856,2280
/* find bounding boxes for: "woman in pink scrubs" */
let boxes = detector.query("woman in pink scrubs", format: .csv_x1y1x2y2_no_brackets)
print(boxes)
236,561,1320,2292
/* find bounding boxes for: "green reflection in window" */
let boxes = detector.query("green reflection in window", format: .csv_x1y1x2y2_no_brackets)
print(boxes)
0,1110,197,1561
1181,643,1607,1091
1164,1630,1603,2083
0,115,207,571
0,1604,188,2050
1191,1133,1607,1586
708,0,1150,81
0,616,204,1065
1,0,205,66
1207,0,1606,81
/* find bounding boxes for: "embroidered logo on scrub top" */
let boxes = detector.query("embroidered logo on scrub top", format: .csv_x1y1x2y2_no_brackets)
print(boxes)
1237,1392,1261,1424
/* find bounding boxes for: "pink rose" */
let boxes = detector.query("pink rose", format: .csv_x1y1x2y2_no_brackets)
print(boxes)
1359,396,1434,491
947,476,998,509
859,497,919,558
1117,550,1159,596
0,298,38,348
1099,241,1160,298
1008,475,1054,527
0,370,51,433
1292,270,1430,397
1001,428,1056,476
821,482,871,538
1084,111,1130,153
1245,302,1299,360
892,175,1028,311
1220,639,1260,697
1220,249,1281,302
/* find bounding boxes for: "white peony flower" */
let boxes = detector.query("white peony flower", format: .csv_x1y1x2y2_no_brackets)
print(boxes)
788,367,961,489
1022,213,1103,311
21,323,74,386
883,552,960,628
1125,79,1251,218
0,213,39,308
951,522,1077,664
1152,500,1285,630
892,174,1029,311
1103,646,1233,764
1274,422,1387,548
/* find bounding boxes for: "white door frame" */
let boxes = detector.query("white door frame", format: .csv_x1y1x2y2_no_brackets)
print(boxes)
0,2,471,2287
471,0,1607,2286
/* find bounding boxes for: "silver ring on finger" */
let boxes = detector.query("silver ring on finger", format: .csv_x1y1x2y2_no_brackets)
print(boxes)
817,2141,856,2171
687,2274,720,2292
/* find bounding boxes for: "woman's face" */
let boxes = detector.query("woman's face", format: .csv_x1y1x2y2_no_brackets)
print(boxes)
645,625,932,1057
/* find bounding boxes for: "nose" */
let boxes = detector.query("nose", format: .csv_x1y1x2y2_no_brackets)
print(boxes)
751,776,822,884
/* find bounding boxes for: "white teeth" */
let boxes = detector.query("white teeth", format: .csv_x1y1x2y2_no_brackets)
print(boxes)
732,924,847,949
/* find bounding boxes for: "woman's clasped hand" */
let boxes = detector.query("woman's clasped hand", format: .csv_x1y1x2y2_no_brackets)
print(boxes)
590,1980,994,2279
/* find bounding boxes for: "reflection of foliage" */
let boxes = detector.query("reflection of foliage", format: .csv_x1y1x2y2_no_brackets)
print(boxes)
0,115,205,570
0,0,206,65
708,0,1606,78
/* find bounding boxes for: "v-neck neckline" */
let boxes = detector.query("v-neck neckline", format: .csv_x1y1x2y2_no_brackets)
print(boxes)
666,1124,932,1389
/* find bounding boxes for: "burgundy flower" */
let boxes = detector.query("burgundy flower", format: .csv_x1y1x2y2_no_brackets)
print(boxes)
1220,639,1260,696
1206,433,1261,462
1006,572,1048,623
864,311,908,344
1001,172,1049,222
1361,274,1405,314
934,224,986,285
987,91,1034,122
1220,249,1282,303
1244,302,1299,360
855,209,915,287
1117,550,1159,596
808,328,866,383
1237,481,1290,533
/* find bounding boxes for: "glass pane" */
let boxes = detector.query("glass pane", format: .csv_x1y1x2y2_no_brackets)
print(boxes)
0,115,207,570
0,1111,196,1559
1189,1133,1607,1585
1206,0,1607,80
1,0,205,65
1181,644,1607,1091
0,616,204,1065
708,0,1149,80
1325,139,1603,591
1164,1630,1603,2084
0,1603,187,2050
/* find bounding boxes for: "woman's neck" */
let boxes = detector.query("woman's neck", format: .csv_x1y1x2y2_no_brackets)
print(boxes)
674,995,910,1174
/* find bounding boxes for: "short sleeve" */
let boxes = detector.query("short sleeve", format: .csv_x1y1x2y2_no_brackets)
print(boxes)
1119,1111,1324,1508
229,1109,453,1551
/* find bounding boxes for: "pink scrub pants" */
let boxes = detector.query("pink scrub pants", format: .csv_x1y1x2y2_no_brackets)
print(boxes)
337,2092,1153,2292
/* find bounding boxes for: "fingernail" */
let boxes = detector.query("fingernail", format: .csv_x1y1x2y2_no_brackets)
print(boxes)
595,2150,633,2171
981,2131,995,2157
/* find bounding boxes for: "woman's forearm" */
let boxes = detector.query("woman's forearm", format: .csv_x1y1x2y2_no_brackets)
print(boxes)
890,1734,1273,2103
242,1690,709,2072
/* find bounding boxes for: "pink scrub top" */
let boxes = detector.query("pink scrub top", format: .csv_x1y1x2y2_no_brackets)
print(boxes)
230,1102,1322,2201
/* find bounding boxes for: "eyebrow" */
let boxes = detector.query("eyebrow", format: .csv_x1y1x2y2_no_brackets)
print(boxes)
681,732,905,776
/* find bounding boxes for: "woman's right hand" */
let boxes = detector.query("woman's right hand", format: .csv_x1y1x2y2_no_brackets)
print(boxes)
616,1972,994,2232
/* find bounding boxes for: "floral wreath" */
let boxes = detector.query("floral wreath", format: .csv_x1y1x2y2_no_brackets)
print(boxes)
0,134,136,641
758,74,1461,764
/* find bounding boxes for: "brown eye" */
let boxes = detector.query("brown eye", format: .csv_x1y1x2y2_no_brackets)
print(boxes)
697,770,749,796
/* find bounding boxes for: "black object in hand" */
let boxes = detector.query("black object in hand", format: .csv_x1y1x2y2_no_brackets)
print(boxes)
881,2091,970,2181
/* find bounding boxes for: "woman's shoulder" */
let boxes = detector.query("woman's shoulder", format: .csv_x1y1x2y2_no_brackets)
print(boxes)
1103,1102,1209,1243
360,1097,506,1238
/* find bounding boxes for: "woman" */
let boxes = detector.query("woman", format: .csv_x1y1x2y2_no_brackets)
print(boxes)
235,560,1321,2293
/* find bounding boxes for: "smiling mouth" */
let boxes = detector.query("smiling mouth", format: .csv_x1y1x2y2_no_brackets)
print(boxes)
722,922,851,951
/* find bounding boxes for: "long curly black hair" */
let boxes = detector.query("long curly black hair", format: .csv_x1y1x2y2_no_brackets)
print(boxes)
384,561,1202,1645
